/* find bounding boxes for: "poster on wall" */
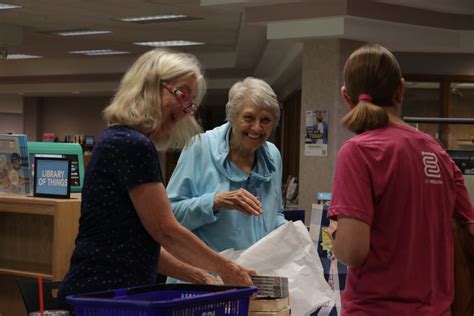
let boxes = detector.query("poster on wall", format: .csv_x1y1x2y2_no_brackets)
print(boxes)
304,110,328,156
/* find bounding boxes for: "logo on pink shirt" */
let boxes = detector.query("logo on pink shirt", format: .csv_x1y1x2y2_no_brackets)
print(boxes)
422,151,442,182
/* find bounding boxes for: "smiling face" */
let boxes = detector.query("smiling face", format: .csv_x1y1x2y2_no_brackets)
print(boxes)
154,74,198,141
230,99,275,153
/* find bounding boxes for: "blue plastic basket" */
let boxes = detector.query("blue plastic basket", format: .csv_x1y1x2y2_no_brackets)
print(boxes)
67,284,257,316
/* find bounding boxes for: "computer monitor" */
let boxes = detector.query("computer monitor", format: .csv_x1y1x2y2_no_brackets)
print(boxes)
27,142,84,193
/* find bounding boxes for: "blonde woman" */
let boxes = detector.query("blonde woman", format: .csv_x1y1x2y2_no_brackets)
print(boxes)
58,49,253,310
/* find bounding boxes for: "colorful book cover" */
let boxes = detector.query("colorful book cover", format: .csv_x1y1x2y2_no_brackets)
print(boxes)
0,134,31,194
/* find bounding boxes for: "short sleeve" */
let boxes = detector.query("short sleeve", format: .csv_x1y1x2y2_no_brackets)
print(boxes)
328,141,375,226
112,133,162,189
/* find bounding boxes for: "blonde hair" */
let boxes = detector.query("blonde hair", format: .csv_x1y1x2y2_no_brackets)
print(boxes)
151,115,202,150
225,77,280,127
103,48,205,148
341,44,402,134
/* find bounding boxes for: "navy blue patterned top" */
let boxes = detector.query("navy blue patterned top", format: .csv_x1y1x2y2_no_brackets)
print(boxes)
58,125,162,307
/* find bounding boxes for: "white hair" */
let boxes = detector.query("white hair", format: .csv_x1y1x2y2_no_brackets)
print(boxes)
225,77,280,126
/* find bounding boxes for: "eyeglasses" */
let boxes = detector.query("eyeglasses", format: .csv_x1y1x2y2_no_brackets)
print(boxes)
161,82,198,115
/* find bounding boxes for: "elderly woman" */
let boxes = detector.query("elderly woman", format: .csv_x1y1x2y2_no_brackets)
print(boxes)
57,49,253,310
166,77,287,254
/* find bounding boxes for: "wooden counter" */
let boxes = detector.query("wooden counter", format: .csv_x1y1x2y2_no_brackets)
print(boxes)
0,193,81,315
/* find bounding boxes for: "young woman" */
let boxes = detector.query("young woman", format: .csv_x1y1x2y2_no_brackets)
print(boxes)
329,44,474,315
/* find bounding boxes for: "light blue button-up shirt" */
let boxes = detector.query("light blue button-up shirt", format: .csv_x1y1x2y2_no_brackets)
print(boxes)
166,122,287,252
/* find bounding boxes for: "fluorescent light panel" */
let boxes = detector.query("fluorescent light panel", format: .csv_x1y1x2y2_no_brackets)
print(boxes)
54,30,112,36
7,54,42,59
70,49,113,54
120,15,186,22
119,15,199,24
69,49,129,56
0,3,21,9
134,40,204,47
86,51,129,56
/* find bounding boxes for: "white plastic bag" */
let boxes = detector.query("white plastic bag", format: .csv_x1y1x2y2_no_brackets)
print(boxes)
221,221,334,316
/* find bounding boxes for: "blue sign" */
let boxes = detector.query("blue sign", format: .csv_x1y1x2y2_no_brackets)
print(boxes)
33,157,71,198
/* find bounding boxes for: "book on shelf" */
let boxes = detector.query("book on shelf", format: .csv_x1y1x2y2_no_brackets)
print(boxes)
0,134,31,195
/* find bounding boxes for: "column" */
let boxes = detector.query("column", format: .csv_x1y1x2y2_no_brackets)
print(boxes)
299,39,363,222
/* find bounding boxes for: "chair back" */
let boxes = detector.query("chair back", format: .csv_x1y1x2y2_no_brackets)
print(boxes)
16,278,62,313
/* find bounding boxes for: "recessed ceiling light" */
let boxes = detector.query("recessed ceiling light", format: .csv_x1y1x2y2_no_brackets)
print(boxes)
119,15,200,24
0,3,22,9
53,30,112,36
134,41,204,47
69,49,129,56
7,54,42,60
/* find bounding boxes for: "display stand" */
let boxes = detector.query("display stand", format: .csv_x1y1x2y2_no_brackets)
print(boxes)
0,193,81,315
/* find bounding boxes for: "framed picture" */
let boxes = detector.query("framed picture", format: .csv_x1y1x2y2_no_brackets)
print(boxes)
33,157,71,199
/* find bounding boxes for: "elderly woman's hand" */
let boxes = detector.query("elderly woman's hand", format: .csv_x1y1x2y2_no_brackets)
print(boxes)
219,261,254,287
194,271,224,285
214,189,262,216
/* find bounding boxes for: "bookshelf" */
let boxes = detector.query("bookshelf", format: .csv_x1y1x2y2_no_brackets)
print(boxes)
457,139,474,149
0,193,81,315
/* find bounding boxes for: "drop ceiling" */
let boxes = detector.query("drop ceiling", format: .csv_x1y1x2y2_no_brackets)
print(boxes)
0,0,472,99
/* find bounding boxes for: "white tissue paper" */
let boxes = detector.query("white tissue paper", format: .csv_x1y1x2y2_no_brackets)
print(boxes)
220,221,334,316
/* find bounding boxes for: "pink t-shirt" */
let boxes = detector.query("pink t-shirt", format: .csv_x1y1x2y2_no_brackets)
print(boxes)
328,123,474,316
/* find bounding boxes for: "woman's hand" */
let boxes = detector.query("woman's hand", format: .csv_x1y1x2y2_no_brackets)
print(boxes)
214,188,262,216
193,271,224,285
219,261,254,286
131,182,256,288
246,267,257,276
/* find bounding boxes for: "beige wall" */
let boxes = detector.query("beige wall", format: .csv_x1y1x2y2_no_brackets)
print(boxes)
0,95,23,134
0,113,23,134
23,97,41,141
29,96,110,141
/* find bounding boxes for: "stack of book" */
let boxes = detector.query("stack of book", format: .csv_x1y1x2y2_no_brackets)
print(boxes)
251,275,289,298
249,275,290,316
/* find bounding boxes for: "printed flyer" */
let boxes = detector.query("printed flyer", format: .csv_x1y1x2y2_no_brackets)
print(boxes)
305,110,328,156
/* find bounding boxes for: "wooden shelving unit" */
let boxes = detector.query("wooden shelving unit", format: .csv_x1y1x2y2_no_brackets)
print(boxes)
0,193,81,315
457,139,474,149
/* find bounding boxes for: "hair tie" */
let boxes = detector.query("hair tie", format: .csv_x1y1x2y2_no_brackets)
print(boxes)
358,94,372,102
